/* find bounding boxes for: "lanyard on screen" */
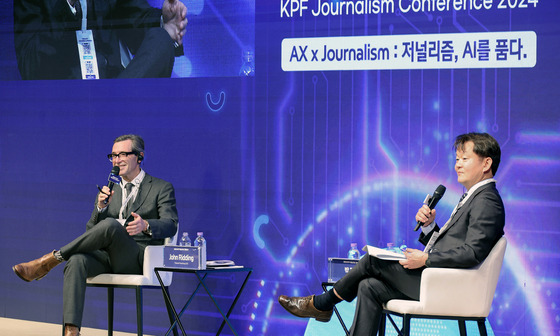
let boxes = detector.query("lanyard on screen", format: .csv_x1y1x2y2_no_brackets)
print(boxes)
76,0,100,79
79,0,87,32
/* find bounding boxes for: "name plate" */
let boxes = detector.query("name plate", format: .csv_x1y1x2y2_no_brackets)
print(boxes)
327,257,359,282
164,246,206,270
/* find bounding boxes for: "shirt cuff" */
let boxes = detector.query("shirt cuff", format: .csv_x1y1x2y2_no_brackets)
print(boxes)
67,0,78,15
421,221,436,234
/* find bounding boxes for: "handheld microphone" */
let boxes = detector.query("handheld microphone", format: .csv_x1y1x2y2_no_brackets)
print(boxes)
414,184,446,231
103,166,121,204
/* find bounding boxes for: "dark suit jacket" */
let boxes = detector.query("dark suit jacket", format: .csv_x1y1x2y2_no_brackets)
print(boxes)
14,0,163,79
420,181,505,268
87,172,178,249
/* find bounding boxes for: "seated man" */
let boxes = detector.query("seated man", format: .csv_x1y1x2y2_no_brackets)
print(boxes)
14,0,188,79
13,134,179,336
278,132,505,336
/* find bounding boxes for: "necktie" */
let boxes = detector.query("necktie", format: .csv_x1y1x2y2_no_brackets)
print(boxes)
123,183,134,218
458,192,468,206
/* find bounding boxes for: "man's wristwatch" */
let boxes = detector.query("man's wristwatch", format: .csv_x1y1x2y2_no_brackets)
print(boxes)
143,222,152,236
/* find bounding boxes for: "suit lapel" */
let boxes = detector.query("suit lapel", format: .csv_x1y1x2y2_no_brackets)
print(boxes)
439,204,467,234
129,174,153,216
438,183,493,235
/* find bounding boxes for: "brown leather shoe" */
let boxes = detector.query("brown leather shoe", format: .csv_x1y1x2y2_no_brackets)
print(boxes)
12,250,62,282
64,324,80,336
278,295,333,322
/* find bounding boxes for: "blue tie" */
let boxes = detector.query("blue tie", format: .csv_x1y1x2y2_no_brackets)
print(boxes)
458,193,468,207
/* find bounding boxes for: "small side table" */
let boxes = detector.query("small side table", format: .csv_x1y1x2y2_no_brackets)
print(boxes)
155,266,252,336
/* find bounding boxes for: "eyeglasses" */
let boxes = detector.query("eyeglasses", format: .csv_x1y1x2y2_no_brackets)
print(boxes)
107,151,136,162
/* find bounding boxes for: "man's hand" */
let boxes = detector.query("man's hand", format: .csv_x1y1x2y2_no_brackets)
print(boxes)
415,204,436,228
126,212,148,236
399,248,428,269
162,0,188,45
97,186,113,209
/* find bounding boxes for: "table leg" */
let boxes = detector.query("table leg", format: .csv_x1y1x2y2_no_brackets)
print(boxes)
155,268,251,336
173,273,208,323
155,269,187,336
195,272,239,336
216,270,252,335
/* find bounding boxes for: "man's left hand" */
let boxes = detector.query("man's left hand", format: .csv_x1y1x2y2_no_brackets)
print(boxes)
127,212,148,235
162,0,188,45
399,248,428,269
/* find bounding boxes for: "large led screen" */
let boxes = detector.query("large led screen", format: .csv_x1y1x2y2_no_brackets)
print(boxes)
0,1,558,335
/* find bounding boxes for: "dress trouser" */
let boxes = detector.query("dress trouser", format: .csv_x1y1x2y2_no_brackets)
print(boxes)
333,255,424,336
59,219,143,328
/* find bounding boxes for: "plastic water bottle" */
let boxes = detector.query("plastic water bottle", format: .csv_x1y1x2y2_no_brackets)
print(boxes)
386,242,402,254
179,232,191,246
194,232,207,267
239,50,255,76
348,242,360,259
399,240,408,252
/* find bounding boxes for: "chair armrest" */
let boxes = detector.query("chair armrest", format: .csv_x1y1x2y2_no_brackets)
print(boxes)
143,245,166,285
419,267,492,316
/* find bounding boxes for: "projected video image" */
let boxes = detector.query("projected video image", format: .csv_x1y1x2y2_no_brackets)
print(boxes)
2,0,254,80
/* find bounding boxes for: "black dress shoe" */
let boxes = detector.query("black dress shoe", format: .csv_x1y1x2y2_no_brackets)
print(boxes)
278,295,333,322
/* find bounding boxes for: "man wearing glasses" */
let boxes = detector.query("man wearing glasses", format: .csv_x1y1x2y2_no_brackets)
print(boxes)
12,134,178,336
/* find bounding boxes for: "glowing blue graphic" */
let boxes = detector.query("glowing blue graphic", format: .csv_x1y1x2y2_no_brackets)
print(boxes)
244,2,560,332
206,91,227,112
253,214,269,249
309,176,557,335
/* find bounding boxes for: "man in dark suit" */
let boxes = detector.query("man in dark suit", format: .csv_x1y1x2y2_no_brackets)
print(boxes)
278,132,505,336
14,0,188,80
13,134,179,336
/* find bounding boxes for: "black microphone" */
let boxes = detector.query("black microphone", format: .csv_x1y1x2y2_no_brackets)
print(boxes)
414,184,446,231
103,166,121,204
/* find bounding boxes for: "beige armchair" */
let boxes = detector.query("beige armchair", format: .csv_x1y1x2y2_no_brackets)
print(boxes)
86,231,178,336
379,236,507,336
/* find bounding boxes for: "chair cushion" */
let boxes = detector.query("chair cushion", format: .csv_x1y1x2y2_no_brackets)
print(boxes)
384,300,425,315
86,236,177,287
87,273,171,286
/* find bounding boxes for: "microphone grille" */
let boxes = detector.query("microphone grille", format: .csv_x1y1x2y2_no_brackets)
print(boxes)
435,184,446,195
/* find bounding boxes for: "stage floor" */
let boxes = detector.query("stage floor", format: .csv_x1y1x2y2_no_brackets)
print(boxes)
0,317,154,336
